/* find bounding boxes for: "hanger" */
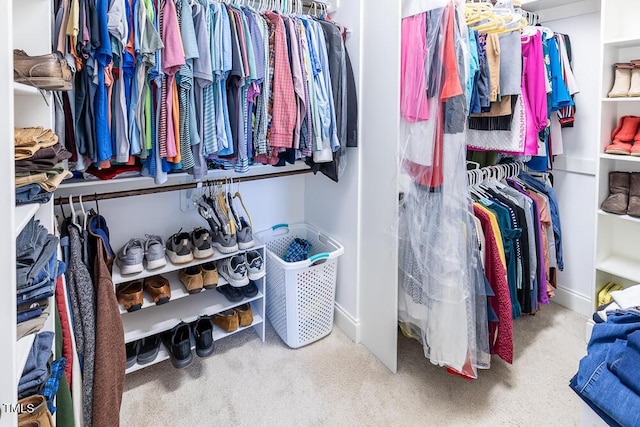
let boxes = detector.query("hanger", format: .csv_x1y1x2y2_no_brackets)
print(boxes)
68,194,81,230
78,194,88,231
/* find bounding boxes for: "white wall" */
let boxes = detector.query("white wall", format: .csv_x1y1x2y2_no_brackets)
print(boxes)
544,12,600,316
304,0,362,342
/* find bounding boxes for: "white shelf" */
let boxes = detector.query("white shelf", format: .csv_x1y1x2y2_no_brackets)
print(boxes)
596,255,640,283
14,204,40,238
15,334,35,382
122,285,264,343
117,270,230,314
55,162,313,197
599,153,640,163
125,314,263,374
113,242,264,285
601,97,640,102
603,36,640,48
13,82,39,96
598,210,640,224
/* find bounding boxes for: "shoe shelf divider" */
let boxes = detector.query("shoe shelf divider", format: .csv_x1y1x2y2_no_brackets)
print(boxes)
597,209,640,224
119,243,267,373
595,255,640,284
599,153,640,163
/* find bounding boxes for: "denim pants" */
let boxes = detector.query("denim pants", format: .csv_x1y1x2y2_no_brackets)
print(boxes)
15,183,53,205
570,310,640,427
610,330,640,397
18,331,54,397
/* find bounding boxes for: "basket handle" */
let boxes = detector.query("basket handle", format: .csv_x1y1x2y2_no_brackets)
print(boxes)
272,223,289,231
308,253,330,265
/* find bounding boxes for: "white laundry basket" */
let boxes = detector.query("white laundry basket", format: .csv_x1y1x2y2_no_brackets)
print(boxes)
255,223,344,348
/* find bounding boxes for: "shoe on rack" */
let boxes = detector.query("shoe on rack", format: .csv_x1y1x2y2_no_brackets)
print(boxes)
167,229,194,264
212,309,239,333
201,261,219,290
179,266,204,294
137,334,161,365
162,322,194,369
116,238,145,275
126,341,138,369
609,63,634,98
227,191,255,250
144,275,171,305
601,171,631,215
216,285,244,303
628,172,640,217
234,303,254,328
605,140,633,155
191,227,214,259
217,254,249,287
211,227,239,254
117,280,144,312
245,251,265,280
144,235,167,270
239,281,259,298
13,49,72,91
611,115,640,143
192,316,215,358
630,60,640,97
598,282,624,306
17,394,54,427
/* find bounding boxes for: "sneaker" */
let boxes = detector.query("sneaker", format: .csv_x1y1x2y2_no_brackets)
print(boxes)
144,235,167,270
116,238,145,275
191,227,214,259
192,316,215,358
245,251,265,280
217,254,249,287
161,322,193,369
216,285,244,302
239,281,259,298
211,227,239,254
136,334,161,365
167,229,194,264
236,218,255,250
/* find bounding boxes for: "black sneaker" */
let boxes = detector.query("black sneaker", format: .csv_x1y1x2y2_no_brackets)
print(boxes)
239,281,258,298
137,334,161,365
192,316,215,358
216,285,244,303
162,322,193,369
126,341,138,369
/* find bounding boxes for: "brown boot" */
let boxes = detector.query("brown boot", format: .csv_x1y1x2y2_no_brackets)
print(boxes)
601,172,630,215
628,173,640,217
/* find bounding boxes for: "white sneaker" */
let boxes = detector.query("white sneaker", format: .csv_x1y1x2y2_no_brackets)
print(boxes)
217,255,249,288
245,251,265,280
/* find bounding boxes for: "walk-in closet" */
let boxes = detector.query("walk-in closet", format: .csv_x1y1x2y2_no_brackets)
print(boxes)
3,0,639,426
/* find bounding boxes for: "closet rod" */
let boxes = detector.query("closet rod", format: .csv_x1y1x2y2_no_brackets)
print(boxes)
54,168,313,206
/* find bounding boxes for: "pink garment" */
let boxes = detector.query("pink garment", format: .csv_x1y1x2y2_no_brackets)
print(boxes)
161,0,185,158
521,31,548,156
285,16,306,150
264,11,296,148
400,13,429,122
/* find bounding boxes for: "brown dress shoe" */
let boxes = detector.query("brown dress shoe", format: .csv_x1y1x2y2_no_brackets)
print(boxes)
13,49,72,91
201,262,218,290
117,280,144,312
18,395,53,427
144,275,171,305
212,309,239,332
235,303,254,327
179,266,204,294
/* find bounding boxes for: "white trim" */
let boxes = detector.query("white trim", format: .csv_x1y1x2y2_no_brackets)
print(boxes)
522,0,600,22
553,286,594,317
552,157,597,176
334,303,360,343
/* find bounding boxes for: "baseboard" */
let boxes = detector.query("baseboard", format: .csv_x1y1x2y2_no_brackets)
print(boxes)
554,286,594,317
334,303,360,343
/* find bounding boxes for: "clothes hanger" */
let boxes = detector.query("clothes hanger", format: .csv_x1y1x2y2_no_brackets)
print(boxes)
68,194,81,230
78,194,88,231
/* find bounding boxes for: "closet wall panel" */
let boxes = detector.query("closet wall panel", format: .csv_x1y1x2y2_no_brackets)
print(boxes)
544,12,601,316
357,0,401,373
304,0,362,342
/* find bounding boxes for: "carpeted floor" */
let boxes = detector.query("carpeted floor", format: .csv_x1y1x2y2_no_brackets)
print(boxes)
121,302,588,427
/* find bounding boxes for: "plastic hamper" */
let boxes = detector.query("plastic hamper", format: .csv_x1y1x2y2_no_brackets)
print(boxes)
255,223,344,348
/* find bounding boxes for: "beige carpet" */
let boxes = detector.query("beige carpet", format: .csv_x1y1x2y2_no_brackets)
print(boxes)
121,302,588,427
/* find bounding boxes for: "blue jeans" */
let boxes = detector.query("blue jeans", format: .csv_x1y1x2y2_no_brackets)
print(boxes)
570,310,640,427
15,183,53,205
610,330,640,397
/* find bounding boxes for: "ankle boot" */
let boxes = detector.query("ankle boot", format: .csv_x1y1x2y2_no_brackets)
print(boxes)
629,60,640,97
609,63,634,97
612,115,640,142
601,172,630,215
628,173,640,217
605,139,633,155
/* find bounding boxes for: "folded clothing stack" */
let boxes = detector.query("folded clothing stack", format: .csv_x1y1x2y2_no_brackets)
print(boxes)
17,218,64,340
15,127,72,206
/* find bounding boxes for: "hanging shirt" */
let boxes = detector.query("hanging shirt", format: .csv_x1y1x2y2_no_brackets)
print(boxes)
400,13,429,122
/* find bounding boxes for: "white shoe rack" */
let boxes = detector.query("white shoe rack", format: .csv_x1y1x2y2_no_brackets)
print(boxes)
114,240,266,374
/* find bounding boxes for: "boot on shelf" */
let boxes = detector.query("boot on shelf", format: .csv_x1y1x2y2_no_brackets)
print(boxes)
629,60,640,97
627,173,640,217
608,63,634,98
601,171,631,215
612,115,640,142
631,122,640,157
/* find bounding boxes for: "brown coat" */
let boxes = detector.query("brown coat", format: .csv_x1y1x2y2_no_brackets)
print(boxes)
88,217,125,427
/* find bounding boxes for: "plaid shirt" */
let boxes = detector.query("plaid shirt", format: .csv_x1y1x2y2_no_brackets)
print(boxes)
264,11,296,149
42,357,67,414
